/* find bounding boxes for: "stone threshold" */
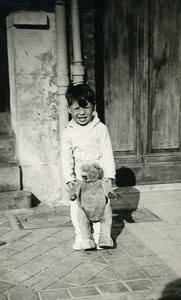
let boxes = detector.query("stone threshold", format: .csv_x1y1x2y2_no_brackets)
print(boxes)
136,183,181,192
114,183,181,193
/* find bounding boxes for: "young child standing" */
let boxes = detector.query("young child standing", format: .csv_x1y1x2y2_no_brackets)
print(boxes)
61,83,116,250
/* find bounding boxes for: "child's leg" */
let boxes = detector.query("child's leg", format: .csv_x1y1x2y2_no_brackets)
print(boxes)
70,200,82,250
77,208,96,250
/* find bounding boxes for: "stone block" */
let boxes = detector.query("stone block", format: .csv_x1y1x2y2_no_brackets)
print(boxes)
32,278,57,290
40,289,70,300
8,291,40,300
22,165,60,203
0,294,7,300
63,262,107,285
0,191,32,210
14,16,56,75
41,257,85,280
125,279,153,291
0,113,12,135
0,162,20,191
97,282,128,295
16,74,58,122
20,254,59,275
0,281,14,293
7,11,47,27
18,121,59,165
0,135,16,162
0,269,34,284
0,247,19,259
68,286,100,298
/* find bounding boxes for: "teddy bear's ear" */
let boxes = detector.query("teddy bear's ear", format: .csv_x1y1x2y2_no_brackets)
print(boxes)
92,162,104,179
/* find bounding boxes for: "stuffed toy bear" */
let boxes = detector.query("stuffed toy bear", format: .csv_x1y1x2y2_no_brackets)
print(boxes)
69,161,116,250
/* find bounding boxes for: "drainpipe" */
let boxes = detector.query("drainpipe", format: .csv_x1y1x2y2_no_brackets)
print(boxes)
55,0,69,202
71,0,85,84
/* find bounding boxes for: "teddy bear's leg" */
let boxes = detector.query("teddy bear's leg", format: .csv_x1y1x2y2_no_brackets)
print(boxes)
98,203,114,248
77,207,96,250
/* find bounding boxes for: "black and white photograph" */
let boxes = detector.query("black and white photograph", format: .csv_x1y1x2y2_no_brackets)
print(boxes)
0,0,181,299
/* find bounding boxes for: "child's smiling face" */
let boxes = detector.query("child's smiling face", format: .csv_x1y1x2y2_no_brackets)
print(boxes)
69,100,94,126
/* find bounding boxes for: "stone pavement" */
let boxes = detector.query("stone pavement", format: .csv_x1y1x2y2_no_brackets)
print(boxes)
0,183,181,300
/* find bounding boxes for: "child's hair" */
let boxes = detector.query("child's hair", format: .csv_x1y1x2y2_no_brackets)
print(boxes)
65,83,95,108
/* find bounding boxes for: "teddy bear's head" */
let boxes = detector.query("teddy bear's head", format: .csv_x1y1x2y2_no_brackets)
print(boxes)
80,161,103,183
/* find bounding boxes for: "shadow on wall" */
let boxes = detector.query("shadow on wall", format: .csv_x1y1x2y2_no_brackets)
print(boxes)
160,278,181,299
111,167,140,247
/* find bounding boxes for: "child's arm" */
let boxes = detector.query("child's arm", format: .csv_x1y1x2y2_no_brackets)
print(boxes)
61,129,76,183
68,180,77,200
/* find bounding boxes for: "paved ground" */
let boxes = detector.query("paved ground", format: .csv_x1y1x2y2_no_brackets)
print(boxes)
0,183,181,300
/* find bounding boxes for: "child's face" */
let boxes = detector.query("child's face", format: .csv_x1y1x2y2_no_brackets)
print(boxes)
69,100,94,126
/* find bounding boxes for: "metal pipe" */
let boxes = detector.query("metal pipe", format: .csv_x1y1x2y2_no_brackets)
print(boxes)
71,0,85,84
55,0,69,202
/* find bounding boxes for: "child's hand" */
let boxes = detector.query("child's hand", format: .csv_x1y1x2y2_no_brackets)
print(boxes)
107,191,116,199
103,178,116,199
68,181,77,201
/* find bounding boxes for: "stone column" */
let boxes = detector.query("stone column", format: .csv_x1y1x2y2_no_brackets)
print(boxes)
6,12,60,204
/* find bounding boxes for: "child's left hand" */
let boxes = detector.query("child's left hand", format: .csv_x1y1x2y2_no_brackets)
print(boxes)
103,177,117,199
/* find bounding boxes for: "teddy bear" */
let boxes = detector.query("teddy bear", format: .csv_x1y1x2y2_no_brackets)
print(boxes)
69,161,116,250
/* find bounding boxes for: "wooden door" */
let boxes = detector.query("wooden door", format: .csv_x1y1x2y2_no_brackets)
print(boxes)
104,0,181,184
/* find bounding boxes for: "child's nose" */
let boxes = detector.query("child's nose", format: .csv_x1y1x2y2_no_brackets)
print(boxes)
79,107,85,114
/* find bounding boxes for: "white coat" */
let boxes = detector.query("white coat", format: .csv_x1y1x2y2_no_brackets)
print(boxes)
61,115,115,183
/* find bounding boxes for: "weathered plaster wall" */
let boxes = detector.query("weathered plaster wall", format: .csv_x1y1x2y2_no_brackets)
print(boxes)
7,11,60,203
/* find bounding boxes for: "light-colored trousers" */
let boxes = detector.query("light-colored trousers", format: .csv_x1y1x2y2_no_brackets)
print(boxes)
70,200,101,244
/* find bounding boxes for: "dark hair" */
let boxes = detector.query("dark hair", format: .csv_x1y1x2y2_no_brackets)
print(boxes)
65,83,95,108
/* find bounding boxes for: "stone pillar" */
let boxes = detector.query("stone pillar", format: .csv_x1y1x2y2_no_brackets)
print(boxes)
6,12,60,204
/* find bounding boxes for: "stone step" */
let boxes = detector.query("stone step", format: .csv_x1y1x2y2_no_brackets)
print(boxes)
0,112,12,136
0,135,16,162
0,162,20,191
0,190,32,210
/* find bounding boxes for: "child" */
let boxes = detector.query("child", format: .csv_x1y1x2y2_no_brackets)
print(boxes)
61,83,115,250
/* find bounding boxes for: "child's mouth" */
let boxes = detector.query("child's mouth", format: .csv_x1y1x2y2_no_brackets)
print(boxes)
78,117,87,121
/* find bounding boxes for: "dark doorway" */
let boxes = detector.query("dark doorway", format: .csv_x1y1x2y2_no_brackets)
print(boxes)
94,0,104,123
0,9,10,112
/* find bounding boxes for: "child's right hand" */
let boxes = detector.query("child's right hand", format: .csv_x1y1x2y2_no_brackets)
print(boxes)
68,181,77,201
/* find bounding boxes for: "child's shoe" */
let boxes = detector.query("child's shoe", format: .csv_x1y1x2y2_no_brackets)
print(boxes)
73,236,82,250
96,244,104,250
98,236,114,249
82,239,96,250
